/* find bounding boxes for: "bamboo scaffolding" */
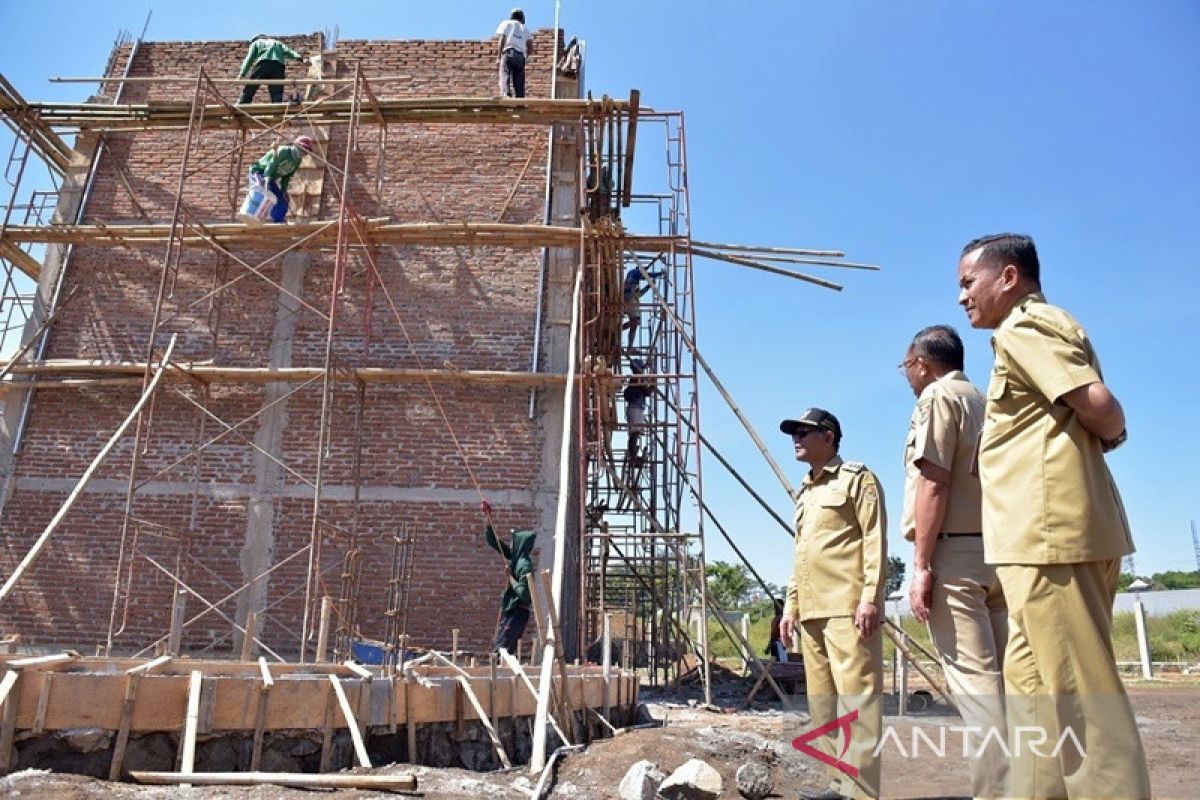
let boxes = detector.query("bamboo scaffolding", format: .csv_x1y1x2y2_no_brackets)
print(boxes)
2,96,639,132
0,360,565,387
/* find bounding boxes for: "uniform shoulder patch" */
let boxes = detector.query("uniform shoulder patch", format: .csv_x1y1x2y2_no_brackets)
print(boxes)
842,461,866,473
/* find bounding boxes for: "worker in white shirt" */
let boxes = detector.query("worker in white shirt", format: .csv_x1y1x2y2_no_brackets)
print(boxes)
494,8,534,97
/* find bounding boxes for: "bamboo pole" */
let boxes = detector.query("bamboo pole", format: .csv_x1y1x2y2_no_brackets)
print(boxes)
0,334,177,605
882,624,953,706
315,597,333,662
690,247,843,291
690,239,845,258
455,675,513,769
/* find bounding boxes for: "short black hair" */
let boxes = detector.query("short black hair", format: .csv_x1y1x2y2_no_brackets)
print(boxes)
910,324,964,371
961,232,1040,285
511,9,525,22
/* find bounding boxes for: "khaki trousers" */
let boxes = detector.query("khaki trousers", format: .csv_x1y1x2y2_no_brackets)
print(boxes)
997,559,1150,800
928,536,1009,798
800,616,883,799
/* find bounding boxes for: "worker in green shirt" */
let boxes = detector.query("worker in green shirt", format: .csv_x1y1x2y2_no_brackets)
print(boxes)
481,500,536,654
238,35,309,104
248,136,316,223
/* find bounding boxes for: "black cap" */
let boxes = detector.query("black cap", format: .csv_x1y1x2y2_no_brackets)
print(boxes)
780,408,841,439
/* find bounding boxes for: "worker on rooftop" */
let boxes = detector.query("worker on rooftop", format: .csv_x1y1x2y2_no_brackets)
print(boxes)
238,34,309,104
481,500,536,654
247,136,316,224
494,8,534,98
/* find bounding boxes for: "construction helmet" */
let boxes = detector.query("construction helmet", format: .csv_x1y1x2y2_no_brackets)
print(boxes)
295,135,316,153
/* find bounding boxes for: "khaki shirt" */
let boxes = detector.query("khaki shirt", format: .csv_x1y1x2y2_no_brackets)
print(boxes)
901,370,985,541
980,292,1134,564
783,456,887,622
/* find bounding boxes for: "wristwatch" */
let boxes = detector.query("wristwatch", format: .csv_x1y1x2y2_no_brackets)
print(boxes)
1101,428,1128,453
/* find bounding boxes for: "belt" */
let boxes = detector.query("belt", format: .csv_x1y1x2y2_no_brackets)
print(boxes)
936,531,982,540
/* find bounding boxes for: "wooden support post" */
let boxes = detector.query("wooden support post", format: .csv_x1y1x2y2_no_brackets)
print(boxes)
0,671,19,773
456,675,512,769
179,670,203,784
404,675,417,764
32,673,52,735
883,625,953,706
240,611,257,661
538,571,577,741
318,680,335,772
451,628,460,665
250,658,273,771
1134,596,1153,679
109,674,143,780
315,597,333,663
488,654,498,747
167,586,187,656
454,678,465,740
498,650,570,746
387,676,397,734
602,613,612,723
328,675,371,768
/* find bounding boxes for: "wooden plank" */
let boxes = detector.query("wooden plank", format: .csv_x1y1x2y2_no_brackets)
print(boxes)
127,655,172,675
7,652,77,669
249,658,272,772
129,770,417,790
0,240,42,280
328,675,370,768
179,670,202,781
31,673,52,734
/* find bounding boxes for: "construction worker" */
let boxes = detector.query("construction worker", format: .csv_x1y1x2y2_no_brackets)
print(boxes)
494,8,534,98
899,324,1007,798
480,500,536,654
248,136,316,224
238,35,309,104
623,358,652,459
622,263,665,350
779,408,885,800
958,233,1149,798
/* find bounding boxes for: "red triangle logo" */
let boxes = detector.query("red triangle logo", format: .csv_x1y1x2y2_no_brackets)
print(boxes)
791,708,859,778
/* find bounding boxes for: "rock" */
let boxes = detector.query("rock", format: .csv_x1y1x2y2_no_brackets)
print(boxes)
735,760,774,799
658,758,723,800
59,728,111,753
618,759,665,800
122,733,175,773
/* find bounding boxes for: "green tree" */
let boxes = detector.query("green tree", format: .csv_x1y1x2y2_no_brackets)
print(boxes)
885,556,906,597
705,560,752,610
1151,570,1200,590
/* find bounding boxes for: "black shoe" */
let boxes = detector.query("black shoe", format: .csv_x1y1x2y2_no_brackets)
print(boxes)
797,789,847,800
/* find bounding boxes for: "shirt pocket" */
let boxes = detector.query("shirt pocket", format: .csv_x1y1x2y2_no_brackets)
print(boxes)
810,490,852,531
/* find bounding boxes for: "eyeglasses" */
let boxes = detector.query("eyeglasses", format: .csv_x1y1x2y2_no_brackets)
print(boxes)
897,357,918,372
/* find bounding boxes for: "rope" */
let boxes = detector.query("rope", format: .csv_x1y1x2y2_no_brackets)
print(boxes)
346,212,486,502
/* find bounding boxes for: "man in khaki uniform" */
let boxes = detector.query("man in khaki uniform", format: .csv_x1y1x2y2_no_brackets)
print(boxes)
900,324,1007,798
958,233,1149,799
779,408,885,800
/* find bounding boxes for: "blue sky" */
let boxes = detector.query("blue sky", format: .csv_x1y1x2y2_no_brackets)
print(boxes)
3,2,1198,591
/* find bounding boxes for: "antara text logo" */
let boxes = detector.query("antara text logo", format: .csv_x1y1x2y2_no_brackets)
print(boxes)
790,710,1086,778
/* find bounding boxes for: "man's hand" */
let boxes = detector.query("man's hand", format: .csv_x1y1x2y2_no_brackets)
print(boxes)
909,567,934,623
480,499,493,519
854,601,880,639
780,616,796,649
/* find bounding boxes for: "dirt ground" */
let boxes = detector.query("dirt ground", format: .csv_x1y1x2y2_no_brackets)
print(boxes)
2,678,1197,799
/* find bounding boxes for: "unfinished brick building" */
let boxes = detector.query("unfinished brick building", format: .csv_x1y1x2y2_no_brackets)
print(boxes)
0,27,718,681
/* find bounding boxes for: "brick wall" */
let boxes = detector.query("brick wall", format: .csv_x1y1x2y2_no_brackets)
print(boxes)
0,30,578,656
